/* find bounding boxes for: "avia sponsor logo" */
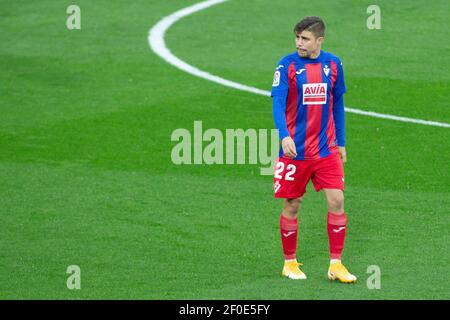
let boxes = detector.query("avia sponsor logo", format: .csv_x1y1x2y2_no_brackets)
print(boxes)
302,83,327,105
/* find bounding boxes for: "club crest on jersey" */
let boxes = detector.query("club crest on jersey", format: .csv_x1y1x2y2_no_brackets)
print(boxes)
302,83,327,105
323,65,330,77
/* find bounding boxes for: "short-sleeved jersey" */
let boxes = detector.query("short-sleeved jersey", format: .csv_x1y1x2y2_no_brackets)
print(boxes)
271,50,346,160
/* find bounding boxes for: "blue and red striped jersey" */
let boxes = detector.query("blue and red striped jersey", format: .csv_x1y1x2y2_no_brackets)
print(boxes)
271,50,346,160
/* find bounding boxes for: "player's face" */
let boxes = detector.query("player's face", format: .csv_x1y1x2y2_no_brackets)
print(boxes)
296,31,323,58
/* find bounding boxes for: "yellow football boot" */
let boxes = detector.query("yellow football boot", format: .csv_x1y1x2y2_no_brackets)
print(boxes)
282,261,307,280
327,261,357,283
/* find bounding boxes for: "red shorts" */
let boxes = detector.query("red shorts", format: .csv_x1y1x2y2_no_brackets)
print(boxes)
273,152,344,198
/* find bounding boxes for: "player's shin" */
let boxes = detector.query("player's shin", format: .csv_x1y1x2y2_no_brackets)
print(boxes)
327,212,347,261
280,214,298,260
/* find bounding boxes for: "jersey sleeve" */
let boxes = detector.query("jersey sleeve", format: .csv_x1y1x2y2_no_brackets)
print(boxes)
333,58,346,98
271,59,290,141
332,57,346,147
272,93,290,141
271,59,289,97
333,94,345,147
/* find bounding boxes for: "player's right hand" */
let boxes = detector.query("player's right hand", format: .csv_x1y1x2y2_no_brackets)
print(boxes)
282,136,297,159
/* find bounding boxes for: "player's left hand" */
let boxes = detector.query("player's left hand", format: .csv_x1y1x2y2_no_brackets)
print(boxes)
338,146,347,164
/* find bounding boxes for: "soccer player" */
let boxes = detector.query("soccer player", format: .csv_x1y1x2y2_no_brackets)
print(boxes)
271,16,357,283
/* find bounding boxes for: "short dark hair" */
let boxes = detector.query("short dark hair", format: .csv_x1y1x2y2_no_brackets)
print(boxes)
293,16,325,38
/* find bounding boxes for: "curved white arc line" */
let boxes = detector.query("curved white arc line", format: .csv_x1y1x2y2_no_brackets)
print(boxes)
148,0,450,128
149,0,270,97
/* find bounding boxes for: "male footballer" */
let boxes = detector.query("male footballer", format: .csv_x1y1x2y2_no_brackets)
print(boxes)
271,16,357,283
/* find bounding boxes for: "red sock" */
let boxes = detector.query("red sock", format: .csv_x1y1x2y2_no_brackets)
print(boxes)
327,212,347,260
280,214,298,260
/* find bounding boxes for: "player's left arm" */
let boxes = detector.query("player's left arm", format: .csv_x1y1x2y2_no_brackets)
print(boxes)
332,59,346,163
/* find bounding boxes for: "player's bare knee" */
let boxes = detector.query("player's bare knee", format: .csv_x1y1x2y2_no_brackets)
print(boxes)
328,194,344,212
283,197,302,215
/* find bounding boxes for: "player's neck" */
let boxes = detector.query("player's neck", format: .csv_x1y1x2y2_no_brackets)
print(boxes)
298,49,321,60
309,49,321,59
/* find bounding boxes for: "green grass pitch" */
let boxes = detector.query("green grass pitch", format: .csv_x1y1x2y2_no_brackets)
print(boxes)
0,0,449,299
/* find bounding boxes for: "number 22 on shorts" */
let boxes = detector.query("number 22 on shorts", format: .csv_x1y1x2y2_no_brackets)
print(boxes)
275,161,296,181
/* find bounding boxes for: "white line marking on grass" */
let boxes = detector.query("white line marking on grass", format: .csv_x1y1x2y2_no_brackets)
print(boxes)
148,0,267,96
345,108,450,128
148,0,450,129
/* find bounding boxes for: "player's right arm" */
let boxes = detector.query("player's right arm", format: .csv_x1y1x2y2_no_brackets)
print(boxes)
271,60,297,158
